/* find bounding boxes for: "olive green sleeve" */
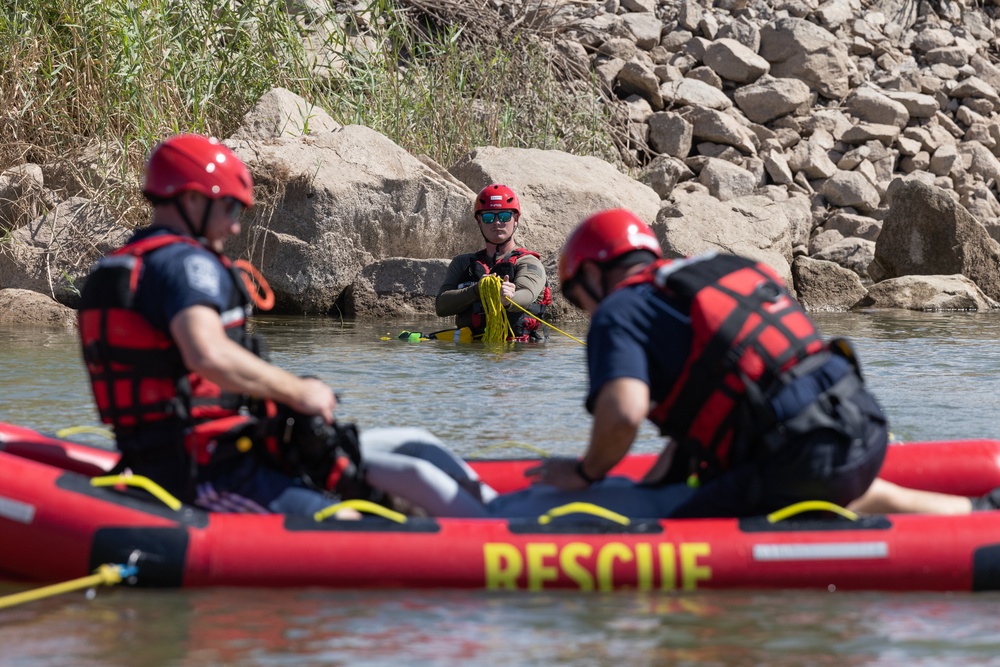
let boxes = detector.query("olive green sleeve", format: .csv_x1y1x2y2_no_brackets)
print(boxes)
436,254,480,317
508,255,547,310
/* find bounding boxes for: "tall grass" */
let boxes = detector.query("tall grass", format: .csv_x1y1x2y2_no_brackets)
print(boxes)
0,0,618,224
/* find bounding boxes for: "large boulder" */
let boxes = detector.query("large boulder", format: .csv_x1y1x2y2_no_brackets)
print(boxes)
449,146,661,260
733,77,813,124
0,165,45,232
226,127,481,314
229,87,341,141
345,257,452,319
868,179,1000,301
758,18,853,100
812,237,876,282
791,256,867,311
0,288,77,328
856,275,998,311
0,197,126,306
655,191,793,286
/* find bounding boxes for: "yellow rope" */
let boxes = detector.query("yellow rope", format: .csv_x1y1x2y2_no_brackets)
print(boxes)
474,441,553,457
55,425,114,440
0,563,137,610
479,275,515,343
506,300,587,346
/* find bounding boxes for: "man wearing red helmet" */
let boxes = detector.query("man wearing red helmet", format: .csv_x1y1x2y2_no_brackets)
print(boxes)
77,134,497,517
522,208,891,518
436,183,551,341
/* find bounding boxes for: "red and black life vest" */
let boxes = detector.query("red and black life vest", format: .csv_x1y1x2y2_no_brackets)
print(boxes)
459,247,552,338
621,253,825,475
77,233,260,463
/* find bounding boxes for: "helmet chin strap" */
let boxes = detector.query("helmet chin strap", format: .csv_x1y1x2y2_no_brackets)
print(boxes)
173,197,214,247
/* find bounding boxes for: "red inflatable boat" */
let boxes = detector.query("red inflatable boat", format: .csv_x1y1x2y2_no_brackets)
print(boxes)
2,420,999,592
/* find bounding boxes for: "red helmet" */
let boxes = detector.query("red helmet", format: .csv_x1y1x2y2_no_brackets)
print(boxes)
475,183,520,214
142,134,254,207
558,208,662,284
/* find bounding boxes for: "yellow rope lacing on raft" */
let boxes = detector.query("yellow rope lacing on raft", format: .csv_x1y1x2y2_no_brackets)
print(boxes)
480,274,588,346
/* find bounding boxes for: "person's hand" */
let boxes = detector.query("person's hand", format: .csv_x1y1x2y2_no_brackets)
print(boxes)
293,377,338,424
500,275,516,302
524,456,591,491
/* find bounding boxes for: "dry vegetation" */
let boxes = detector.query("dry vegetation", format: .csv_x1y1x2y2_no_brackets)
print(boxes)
0,0,622,228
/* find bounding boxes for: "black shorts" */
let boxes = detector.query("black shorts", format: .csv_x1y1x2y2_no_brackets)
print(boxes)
668,375,889,519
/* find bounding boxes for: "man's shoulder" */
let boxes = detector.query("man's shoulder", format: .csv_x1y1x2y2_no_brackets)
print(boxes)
137,233,215,266
136,235,227,300
513,249,543,263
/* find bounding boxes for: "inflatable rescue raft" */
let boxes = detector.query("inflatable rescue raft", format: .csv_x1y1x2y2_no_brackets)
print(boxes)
2,420,1000,592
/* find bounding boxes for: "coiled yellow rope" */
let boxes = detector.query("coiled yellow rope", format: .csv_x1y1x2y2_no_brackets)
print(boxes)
480,274,587,346
479,275,515,343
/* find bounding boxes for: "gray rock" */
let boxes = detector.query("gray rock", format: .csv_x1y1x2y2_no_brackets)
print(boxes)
733,77,813,124
698,158,757,200
792,256,867,311
346,258,451,319
0,197,125,306
857,274,998,311
703,38,770,83
869,179,1000,302
812,237,876,281
660,78,733,110
820,170,882,212
648,111,694,157
230,87,341,141
0,288,77,328
656,192,794,286
758,17,853,100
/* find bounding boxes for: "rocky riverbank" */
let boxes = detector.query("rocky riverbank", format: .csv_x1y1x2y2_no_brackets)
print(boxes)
1,0,999,327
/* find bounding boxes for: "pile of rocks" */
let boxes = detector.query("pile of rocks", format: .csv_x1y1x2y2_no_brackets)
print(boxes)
539,0,1000,309
551,0,1000,227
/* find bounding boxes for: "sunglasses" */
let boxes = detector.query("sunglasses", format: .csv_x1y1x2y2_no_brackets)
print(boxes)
221,196,245,221
478,210,514,224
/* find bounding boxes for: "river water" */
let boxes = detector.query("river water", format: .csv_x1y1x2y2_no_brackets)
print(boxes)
2,311,1000,666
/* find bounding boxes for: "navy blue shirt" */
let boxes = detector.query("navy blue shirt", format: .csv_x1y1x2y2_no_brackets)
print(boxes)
585,283,693,417
128,227,234,332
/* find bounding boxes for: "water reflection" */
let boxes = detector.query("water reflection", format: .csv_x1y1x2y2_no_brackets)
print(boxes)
4,585,1000,666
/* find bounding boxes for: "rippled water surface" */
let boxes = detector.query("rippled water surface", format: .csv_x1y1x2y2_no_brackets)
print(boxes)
2,311,1000,666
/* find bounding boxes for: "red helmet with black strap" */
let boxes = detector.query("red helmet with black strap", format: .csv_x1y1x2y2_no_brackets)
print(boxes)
558,208,662,286
475,183,520,214
143,134,254,207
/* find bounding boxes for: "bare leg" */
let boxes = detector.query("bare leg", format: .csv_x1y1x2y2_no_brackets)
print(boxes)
848,478,973,515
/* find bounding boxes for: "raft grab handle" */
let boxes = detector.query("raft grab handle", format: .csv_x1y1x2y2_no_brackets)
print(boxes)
90,474,183,511
538,502,631,526
767,501,858,523
314,499,408,524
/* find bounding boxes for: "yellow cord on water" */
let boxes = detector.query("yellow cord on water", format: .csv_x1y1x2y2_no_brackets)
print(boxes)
479,275,515,343
55,425,114,440
474,441,553,457
506,300,587,346
0,564,132,610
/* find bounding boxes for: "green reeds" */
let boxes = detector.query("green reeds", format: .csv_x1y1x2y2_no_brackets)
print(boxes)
0,0,618,224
